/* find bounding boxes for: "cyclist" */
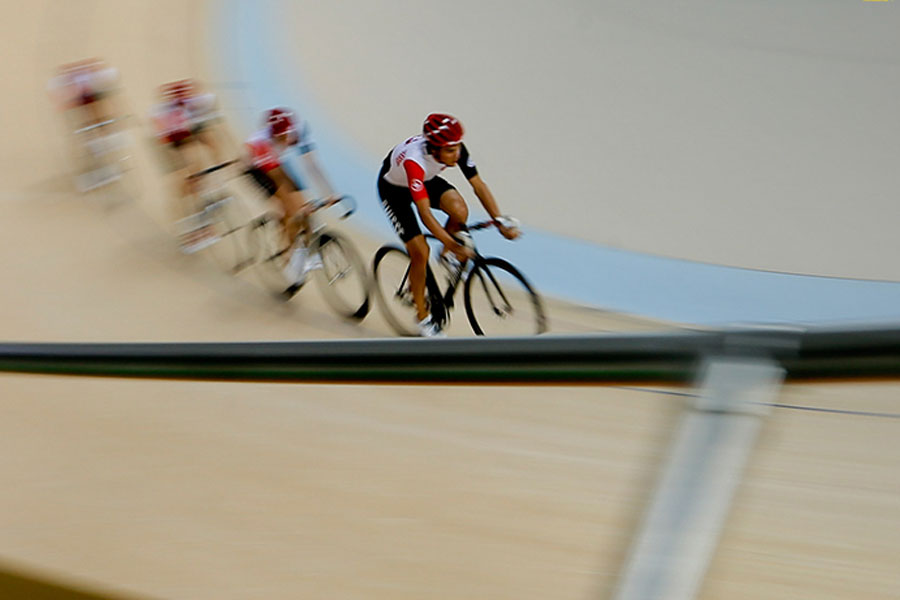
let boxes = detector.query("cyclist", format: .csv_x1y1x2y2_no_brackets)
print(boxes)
150,79,227,165
150,79,231,252
48,58,125,191
377,113,519,337
244,107,339,294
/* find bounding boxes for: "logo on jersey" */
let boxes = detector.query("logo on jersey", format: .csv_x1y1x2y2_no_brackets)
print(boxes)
467,157,475,169
410,179,424,193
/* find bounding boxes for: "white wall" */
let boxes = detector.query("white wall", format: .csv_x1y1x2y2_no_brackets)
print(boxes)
274,0,900,280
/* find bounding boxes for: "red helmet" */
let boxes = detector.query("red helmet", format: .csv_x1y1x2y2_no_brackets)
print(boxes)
265,107,296,137
162,79,194,102
423,113,464,147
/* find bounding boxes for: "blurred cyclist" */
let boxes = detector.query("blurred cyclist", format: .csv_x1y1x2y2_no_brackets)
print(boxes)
245,107,339,294
150,79,230,252
48,58,126,190
377,113,519,337
48,57,120,127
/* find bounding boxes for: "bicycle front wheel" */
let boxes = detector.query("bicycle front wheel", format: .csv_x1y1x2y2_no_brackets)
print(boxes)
312,230,370,320
464,257,548,336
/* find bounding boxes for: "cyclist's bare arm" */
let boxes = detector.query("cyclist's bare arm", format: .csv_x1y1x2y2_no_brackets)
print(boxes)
273,171,313,217
299,149,337,200
469,174,519,239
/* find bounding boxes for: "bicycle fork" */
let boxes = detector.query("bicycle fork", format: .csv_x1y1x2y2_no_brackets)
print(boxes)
470,266,514,318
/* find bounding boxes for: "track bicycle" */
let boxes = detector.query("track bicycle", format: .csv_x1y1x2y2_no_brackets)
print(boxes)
372,220,548,336
66,116,140,200
178,159,256,273
247,194,371,321
179,161,370,321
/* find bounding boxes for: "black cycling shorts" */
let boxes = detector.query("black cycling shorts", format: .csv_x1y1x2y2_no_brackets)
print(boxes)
377,154,456,243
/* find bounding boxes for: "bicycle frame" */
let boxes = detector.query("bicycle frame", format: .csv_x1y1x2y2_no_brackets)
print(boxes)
420,219,500,327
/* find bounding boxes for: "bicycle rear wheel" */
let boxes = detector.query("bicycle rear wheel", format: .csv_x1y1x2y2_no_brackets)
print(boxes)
372,246,420,336
246,213,293,296
464,257,548,336
312,230,370,320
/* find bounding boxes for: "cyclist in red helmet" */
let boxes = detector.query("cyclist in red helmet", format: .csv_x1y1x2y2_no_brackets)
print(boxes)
150,79,230,252
378,113,519,336
245,107,339,292
48,57,121,126
49,58,127,191
151,79,226,165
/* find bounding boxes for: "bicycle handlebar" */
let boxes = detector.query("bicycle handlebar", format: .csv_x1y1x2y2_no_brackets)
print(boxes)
73,118,117,135
187,159,241,180
468,218,520,232
309,195,356,219
467,220,496,231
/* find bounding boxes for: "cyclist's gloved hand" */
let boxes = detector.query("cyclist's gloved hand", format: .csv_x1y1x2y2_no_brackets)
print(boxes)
496,215,521,240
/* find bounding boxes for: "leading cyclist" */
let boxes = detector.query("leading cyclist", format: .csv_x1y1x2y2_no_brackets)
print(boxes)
377,113,519,337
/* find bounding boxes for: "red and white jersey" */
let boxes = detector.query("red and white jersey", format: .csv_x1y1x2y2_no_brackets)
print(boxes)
149,93,219,144
382,135,478,202
48,64,118,109
382,135,447,187
245,119,315,173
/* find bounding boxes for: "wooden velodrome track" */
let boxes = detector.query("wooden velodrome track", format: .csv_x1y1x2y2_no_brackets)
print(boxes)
0,2,897,598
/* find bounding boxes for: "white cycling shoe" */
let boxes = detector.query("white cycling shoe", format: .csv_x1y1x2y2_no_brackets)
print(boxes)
417,315,446,338
305,252,323,272
283,248,323,297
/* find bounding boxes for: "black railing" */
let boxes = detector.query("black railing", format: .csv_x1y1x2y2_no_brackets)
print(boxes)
3,324,900,383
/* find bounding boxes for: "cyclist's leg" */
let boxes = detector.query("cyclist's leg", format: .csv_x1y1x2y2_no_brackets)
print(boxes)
171,139,205,221
169,139,214,250
378,175,430,321
246,165,310,286
79,95,105,128
89,93,117,127
436,188,469,237
268,166,311,249
404,235,430,321
427,178,468,258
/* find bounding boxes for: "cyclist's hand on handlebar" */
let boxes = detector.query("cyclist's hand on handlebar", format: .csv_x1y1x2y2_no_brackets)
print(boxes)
499,225,520,240
496,215,521,240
